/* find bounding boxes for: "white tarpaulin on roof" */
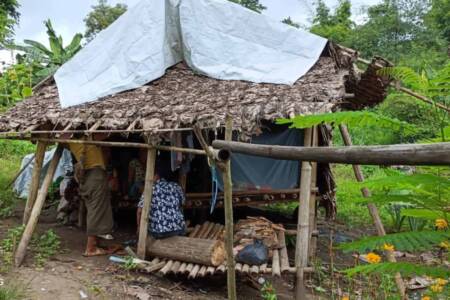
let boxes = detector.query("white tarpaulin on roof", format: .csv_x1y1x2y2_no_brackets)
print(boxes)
55,0,327,108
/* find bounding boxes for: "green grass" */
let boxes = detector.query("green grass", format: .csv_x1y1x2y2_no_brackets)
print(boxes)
0,140,35,217
0,281,26,300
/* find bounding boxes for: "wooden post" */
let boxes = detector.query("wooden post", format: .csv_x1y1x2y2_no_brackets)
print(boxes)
295,128,313,300
309,126,319,259
23,141,47,224
137,147,157,259
339,124,406,298
223,116,237,300
15,145,63,267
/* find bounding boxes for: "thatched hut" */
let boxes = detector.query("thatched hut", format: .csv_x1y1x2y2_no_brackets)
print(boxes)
0,42,391,290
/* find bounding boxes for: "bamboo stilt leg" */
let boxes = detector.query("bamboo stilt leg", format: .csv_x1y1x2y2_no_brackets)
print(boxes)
223,116,237,300
15,145,63,267
137,148,157,259
23,141,47,224
309,126,319,259
339,124,406,298
295,128,313,300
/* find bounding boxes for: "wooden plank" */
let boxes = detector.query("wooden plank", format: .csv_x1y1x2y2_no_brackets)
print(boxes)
23,141,47,224
295,128,312,300
278,230,290,274
339,124,406,298
137,148,157,259
15,145,63,266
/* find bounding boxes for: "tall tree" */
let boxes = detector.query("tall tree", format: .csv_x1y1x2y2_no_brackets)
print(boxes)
84,0,127,42
310,0,353,44
229,0,266,13
425,0,450,43
348,0,447,69
0,0,20,47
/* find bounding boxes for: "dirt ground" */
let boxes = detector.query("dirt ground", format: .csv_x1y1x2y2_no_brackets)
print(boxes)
1,205,313,300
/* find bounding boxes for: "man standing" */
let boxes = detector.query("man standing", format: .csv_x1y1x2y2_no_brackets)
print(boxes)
68,143,115,256
137,165,186,239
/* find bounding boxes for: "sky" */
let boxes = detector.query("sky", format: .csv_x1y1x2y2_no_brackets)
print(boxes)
0,0,381,67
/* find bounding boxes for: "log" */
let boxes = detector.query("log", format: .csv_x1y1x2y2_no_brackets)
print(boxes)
137,148,157,259
339,125,406,298
147,236,225,267
278,230,290,274
178,224,201,274
15,145,63,267
212,140,450,166
23,141,47,224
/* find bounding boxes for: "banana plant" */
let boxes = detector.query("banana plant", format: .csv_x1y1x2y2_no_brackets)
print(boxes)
12,19,82,79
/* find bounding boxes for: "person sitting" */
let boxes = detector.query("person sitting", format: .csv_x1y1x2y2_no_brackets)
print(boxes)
127,149,146,201
136,164,186,239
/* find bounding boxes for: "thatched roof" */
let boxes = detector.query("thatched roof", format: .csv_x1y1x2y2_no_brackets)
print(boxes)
0,45,391,138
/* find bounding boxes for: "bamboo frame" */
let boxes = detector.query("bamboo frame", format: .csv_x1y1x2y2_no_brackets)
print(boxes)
308,126,319,259
137,147,157,259
295,128,313,300
339,124,406,298
15,145,63,266
32,138,207,156
222,116,237,300
22,141,47,224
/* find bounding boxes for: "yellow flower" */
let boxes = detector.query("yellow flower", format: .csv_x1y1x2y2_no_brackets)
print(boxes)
366,252,382,264
421,296,431,300
436,278,448,286
342,296,349,300
383,243,395,251
435,219,448,230
430,284,443,293
439,241,450,249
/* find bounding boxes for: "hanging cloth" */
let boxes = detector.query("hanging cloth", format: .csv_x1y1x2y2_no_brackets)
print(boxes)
209,157,219,214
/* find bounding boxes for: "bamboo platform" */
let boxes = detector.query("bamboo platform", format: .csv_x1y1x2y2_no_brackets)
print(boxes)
140,221,290,278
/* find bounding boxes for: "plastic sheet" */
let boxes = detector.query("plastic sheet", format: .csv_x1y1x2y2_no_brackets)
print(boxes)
55,0,327,108
14,149,73,199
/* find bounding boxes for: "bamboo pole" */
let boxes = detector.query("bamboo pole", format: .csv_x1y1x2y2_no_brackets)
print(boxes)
223,116,237,300
339,124,406,298
278,230,290,274
137,148,157,259
212,140,450,166
295,128,313,300
34,138,207,156
15,145,63,267
23,141,47,224
309,126,319,259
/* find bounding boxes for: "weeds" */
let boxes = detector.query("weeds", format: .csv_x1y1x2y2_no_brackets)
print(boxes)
0,281,26,300
32,229,60,267
260,282,277,300
0,226,60,270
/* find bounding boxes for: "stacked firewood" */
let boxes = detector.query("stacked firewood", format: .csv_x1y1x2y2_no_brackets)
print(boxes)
233,216,284,255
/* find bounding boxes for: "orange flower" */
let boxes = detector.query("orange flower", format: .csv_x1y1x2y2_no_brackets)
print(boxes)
366,252,382,264
435,219,448,230
421,296,431,300
383,243,395,251
342,296,349,300
430,284,443,293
